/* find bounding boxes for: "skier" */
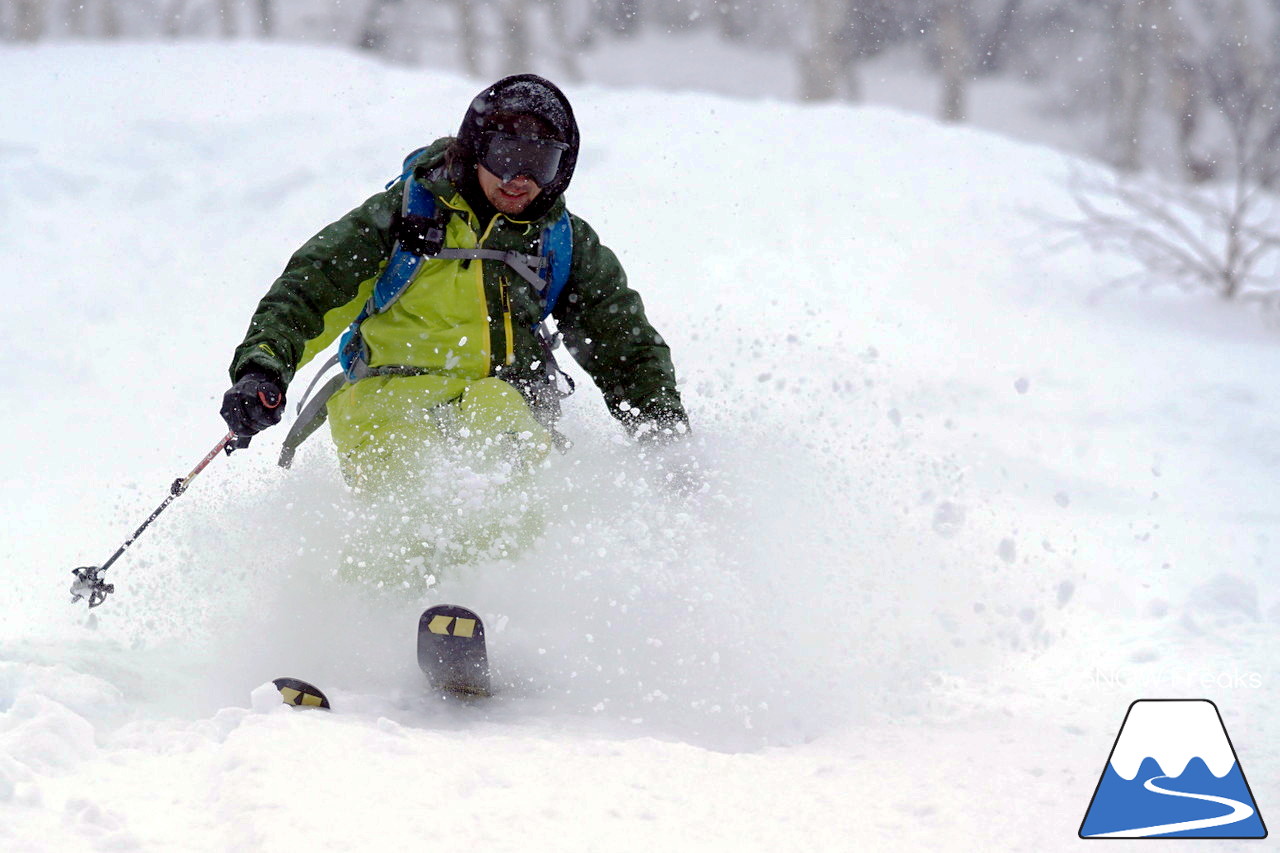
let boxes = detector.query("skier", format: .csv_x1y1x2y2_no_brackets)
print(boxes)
219,74,688,510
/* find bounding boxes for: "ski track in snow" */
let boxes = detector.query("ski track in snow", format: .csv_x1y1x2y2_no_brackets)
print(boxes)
2,43,1279,852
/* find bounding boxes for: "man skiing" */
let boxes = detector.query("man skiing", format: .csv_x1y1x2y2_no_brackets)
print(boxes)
220,75,688,534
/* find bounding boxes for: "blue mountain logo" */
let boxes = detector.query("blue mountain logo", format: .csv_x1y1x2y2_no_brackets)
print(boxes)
1080,699,1266,838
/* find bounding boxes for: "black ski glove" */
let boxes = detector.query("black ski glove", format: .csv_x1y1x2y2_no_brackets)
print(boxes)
220,371,285,438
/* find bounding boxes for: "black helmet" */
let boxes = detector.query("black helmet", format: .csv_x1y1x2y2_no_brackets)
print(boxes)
454,74,579,218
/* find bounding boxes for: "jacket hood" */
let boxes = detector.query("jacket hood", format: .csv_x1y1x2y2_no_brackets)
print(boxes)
453,74,579,221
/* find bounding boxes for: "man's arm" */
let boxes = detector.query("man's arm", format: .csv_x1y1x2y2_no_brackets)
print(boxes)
229,186,400,386
555,214,688,438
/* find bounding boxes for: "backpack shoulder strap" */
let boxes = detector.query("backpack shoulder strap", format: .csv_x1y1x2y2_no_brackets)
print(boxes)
337,154,443,378
539,211,574,322
370,175,440,313
387,146,431,189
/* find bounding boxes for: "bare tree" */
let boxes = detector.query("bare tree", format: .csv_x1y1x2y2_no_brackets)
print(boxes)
974,0,1024,75
162,0,189,37
499,0,530,74
454,0,482,77
257,0,275,37
797,0,858,102
715,0,750,41
1107,0,1156,172
13,0,45,41
101,0,120,38
596,0,639,37
356,0,400,52
1151,0,1211,182
1058,75,1280,306
217,0,237,37
1206,0,1277,187
66,0,87,37
936,0,972,122
546,0,584,83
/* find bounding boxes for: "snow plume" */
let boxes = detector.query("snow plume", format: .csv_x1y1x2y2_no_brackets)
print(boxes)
13,363,1058,752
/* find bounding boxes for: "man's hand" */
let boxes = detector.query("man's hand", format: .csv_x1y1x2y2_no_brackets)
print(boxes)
220,371,285,438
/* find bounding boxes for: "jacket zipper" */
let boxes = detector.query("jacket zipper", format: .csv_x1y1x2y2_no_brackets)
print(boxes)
472,215,503,376
499,275,516,366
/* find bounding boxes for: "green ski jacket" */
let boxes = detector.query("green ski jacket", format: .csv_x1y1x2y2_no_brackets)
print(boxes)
230,138,687,436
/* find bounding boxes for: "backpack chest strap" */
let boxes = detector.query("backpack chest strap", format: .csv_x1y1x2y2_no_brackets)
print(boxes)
433,248,550,293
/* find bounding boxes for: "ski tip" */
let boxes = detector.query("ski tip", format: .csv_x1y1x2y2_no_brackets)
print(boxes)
418,604,492,698
419,601,483,622
272,677,331,710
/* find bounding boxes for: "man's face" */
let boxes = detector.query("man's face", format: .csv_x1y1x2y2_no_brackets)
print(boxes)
477,164,542,216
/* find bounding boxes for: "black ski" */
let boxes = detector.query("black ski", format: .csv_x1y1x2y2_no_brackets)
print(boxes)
273,677,331,710
417,604,491,697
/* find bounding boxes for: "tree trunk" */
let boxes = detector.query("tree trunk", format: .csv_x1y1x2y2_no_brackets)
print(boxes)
1264,4,1280,187
218,0,237,38
600,0,640,37
1152,1,1211,181
976,0,1022,75
453,0,482,77
546,0,583,83
798,0,846,102
937,0,972,123
1220,0,1274,186
258,0,274,37
100,0,120,38
14,0,44,42
716,0,749,41
357,0,397,53
500,0,531,75
66,0,87,37
1108,0,1153,172
163,0,188,37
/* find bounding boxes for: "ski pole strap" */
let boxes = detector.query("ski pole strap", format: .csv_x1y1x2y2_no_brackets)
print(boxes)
536,324,575,399
278,362,441,468
294,353,341,414
278,373,346,469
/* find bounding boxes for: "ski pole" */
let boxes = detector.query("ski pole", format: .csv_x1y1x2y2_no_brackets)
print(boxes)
69,429,246,608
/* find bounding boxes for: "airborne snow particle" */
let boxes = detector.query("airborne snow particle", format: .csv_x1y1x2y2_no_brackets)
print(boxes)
1014,376,1030,394
931,502,965,537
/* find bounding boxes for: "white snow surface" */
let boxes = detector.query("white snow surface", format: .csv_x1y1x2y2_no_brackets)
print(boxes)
1109,700,1236,781
2,44,1279,851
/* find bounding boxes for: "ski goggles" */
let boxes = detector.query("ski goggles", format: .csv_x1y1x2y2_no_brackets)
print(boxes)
480,132,568,186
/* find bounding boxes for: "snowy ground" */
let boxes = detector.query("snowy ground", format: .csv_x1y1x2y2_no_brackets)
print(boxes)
2,44,1278,851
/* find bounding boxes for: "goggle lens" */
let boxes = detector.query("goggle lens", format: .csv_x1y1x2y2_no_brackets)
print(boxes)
481,133,567,186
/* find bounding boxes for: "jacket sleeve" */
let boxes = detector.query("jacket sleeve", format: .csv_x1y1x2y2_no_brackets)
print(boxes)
554,214,689,436
228,186,400,386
